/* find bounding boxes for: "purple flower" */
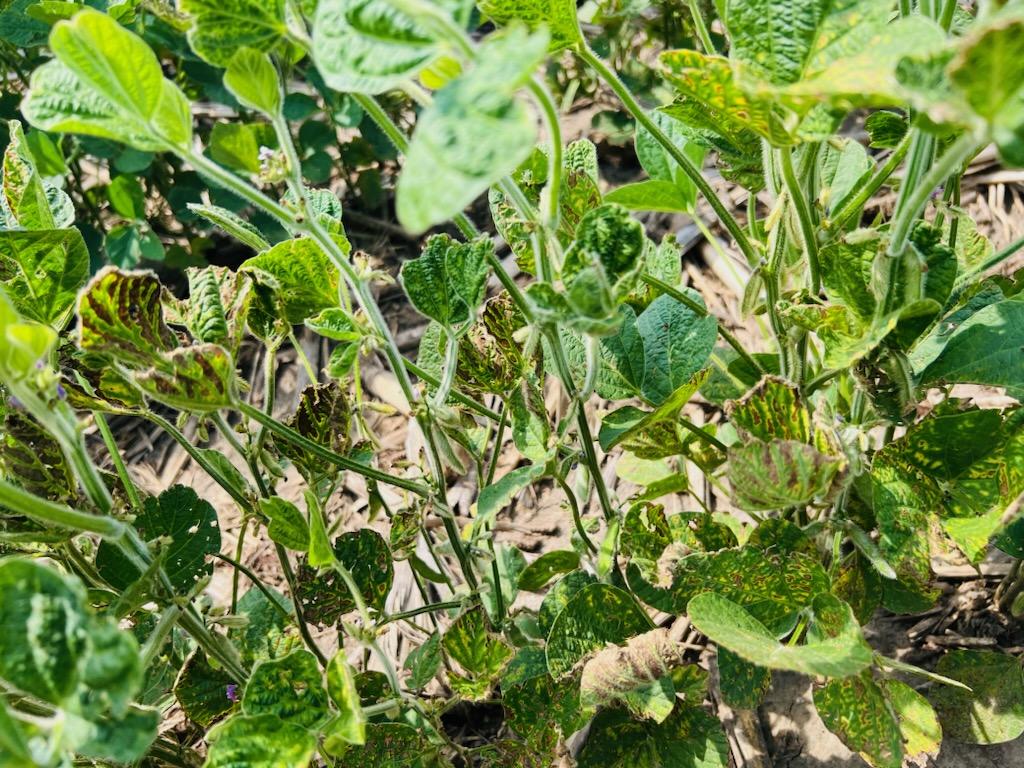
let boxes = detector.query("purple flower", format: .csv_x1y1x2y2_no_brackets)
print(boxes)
56,384,67,400
225,684,239,703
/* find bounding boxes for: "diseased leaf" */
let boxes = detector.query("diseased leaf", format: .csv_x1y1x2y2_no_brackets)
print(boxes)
546,583,653,679
174,652,237,727
578,705,728,768
96,485,221,593
400,235,492,328
882,679,941,761
189,203,271,251
518,550,580,592
324,653,367,748
206,714,316,768
134,343,237,411
243,650,329,729
687,592,872,678
443,607,512,697
77,268,175,366
814,674,903,768
476,0,581,51
580,629,683,722
932,649,1024,744
404,632,442,690
727,439,844,511
180,0,286,66
3,120,55,230
241,238,341,324
296,529,393,625
717,649,770,710
22,9,192,151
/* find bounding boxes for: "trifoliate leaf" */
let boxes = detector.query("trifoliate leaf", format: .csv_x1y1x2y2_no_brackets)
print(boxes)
179,0,286,66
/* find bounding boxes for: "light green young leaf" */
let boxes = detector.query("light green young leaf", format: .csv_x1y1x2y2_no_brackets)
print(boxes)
179,0,286,66
209,122,276,174
397,25,547,233
206,713,316,768
882,679,941,761
313,0,450,94
546,583,653,679
0,559,88,704
476,0,581,51
0,228,88,328
22,9,193,151
687,592,872,678
604,179,695,213
400,234,492,328
224,48,282,117
443,607,512,684
326,652,366,746
259,497,310,552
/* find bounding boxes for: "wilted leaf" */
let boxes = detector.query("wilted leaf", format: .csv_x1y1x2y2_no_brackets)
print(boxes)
727,439,844,511
580,629,683,722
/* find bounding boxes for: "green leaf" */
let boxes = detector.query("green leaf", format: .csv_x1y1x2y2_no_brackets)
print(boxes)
546,583,653,679
814,674,903,768
0,559,88,703
578,705,728,768
727,439,845,511
74,705,159,764
476,0,581,52
206,713,317,768
538,569,597,636
96,485,221,593
23,9,192,151
476,462,547,532
313,0,449,94
0,228,88,328
518,550,580,592
241,238,341,324
562,203,645,303
210,122,277,174
189,203,271,251
635,293,718,405
404,632,443,690
397,26,547,233
443,607,512,680
918,298,1024,399
243,649,329,729
882,679,941,761
2,120,54,230
180,0,286,66
932,649,1024,744
400,235,492,328
224,48,282,117
687,592,872,678
818,137,872,217
296,529,394,625
259,497,310,552
818,231,878,323
107,174,146,221
605,179,695,213
326,652,366,746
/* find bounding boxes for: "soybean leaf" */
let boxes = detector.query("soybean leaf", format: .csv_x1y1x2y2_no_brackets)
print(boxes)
2,120,54,230
717,649,770,710
518,550,580,592
687,592,872,678
210,122,277,174
96,485,221,593
313,0,452,94
0,559,88,703
443,607,512,697
259,497,310,552
814,674,903,768
538,570,597,636
133,343,237,412
931,649,1024,744
330,722,437,765
727,439,845,511
326,652,366,747
173,651,237,727
224,49,282,117
179,0,287,66
73,706,159,764
23,9,193,151
476,462,546,532
296,529,393,625
882,680,941,761
400,235,492,329
579,629,682,722
234,586,300,665
205,713,317,768
0,228,88,328
476,0,581,51
241,238,341,324
546,583,653,679
397,26,547,233
189,203,271,251
577,705,728,768
243,650,329,729
918,298,1024,399
404,632,443,690
635,293,718,406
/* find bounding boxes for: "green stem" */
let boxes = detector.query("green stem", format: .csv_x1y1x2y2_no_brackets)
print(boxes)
829,133,912,231
383,599,463,625
237,401,432,496
403,358,502,422
526,77,563,229
684,0,716,53
92,410,143,512
555,474,598,554
139,603,182,670
576,44,757,265
778,146,821,294
640,274,765,373
0,478,126,539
